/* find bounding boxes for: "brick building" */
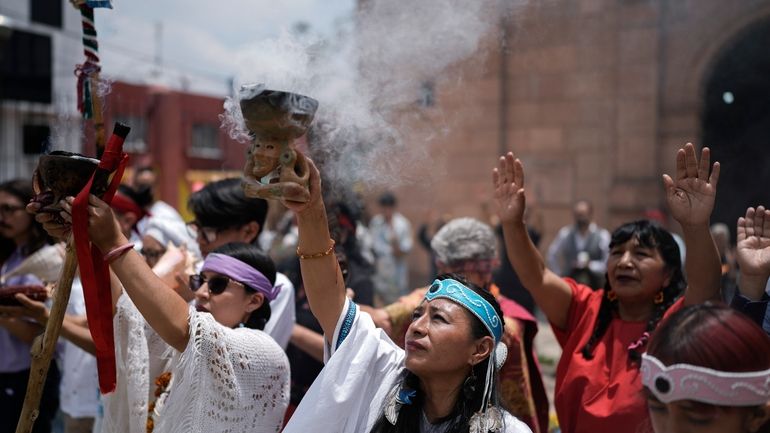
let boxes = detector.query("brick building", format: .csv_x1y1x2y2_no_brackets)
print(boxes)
387,0,770,282
91,81,245,218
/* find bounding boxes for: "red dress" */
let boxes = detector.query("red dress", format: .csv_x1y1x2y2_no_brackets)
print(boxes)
552,279,684,433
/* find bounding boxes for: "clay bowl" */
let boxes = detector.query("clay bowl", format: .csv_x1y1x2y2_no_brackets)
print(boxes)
240,88,319,140
32,151,99,212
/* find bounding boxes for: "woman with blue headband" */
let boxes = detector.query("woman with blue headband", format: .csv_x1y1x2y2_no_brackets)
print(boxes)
280,158,531,433
30,198,290,433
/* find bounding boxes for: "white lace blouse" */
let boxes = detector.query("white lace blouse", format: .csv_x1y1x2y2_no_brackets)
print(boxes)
102,293,290,433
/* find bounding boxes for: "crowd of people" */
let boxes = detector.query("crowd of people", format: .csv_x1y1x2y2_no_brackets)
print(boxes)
0,141,768,433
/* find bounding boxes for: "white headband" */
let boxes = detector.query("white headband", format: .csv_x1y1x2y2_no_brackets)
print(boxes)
641,353,770,406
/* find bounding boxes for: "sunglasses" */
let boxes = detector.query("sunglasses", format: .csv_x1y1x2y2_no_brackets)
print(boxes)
140,248,166,261
189,273,244,295
0,204,25,217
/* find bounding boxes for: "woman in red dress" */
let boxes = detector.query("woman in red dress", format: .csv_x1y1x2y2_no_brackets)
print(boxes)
493,143,723,433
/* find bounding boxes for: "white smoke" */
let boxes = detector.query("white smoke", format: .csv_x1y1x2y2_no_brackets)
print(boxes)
224,0,508,197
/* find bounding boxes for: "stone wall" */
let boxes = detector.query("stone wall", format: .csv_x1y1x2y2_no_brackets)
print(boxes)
378,0,770,285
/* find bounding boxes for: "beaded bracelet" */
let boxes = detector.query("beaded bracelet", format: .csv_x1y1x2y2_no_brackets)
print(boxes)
296,239,335,260
104,243,135,263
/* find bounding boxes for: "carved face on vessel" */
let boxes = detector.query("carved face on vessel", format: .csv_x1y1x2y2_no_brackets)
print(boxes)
247,138,285,179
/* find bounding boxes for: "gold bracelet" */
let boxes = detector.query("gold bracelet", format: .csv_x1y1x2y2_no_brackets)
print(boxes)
297,239,336,259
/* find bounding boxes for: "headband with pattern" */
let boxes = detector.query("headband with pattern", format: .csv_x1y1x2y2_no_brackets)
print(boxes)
424,278,503,343
641,353,770,406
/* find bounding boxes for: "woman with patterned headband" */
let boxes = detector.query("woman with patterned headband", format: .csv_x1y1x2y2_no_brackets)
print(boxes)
493,144,723,433
31,197,289,433
643,304,770,433
280,158,531,433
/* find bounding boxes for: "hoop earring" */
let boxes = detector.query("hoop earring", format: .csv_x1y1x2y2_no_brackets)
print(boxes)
606,290,617,302
462,366,477,400
654,291,664,305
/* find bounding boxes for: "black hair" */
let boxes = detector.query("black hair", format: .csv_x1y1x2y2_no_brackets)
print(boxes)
369,274,506,433
378,192,397,207
580,220,686,362
134,165,154,176
117,184,153,209
211,242,274,330
327,201,372,268
0,179,53,260
188,178,268,238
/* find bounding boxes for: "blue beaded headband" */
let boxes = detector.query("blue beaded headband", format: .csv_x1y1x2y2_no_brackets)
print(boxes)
424,278,503,343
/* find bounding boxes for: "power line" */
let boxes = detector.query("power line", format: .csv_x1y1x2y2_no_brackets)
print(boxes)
0,6,233,85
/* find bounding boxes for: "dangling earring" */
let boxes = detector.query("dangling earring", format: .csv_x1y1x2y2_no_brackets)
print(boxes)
463,366,477,400
654,291,664,304
606,290,617,301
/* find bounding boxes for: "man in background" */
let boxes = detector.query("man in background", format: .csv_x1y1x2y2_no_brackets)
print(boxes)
369,192,413,304
546,199,610,289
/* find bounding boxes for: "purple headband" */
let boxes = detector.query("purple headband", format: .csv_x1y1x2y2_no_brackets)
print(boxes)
201,253,281,301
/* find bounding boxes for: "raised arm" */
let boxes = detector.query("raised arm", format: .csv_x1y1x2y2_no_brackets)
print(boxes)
662,143,722,305
28,201,125,313
735,206,770,300
494,152,572,329
61,195,191,352
281,158,346,345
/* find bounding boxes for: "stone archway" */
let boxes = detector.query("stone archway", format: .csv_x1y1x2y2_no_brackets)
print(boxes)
700,17,770,230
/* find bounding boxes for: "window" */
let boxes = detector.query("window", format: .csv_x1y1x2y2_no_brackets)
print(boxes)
418,80,436,107
30,0,63,28
23,124,51,155
0,30,52,103
113,115,148,153
189,124,221,159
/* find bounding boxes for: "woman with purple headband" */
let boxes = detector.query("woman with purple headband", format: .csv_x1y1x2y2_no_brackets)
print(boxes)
33,196,289,433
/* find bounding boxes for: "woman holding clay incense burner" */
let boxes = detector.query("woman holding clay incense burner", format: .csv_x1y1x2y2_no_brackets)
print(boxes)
493,143,723,433
281,154,531,433
28,196,289,433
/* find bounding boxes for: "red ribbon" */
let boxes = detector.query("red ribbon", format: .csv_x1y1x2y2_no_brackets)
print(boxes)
111,193,149,221
72,133,128,394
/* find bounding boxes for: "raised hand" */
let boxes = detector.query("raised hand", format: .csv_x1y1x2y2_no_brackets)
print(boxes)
736,206,770,279
27,201,71,240
58,195,126,252
662,143,720,228
492,152,527,225
280,154,323,215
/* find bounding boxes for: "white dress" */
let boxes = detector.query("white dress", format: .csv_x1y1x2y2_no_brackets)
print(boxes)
102,293,290,433
283,298,532,433
59,279,100,420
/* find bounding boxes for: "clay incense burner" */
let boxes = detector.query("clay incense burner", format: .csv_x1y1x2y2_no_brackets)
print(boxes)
239,84,319,202
31,151,100,212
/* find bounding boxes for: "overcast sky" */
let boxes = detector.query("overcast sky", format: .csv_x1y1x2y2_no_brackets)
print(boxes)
97,0,355,96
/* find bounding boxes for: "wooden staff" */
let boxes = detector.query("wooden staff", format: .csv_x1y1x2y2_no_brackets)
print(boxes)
74,3,106,156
